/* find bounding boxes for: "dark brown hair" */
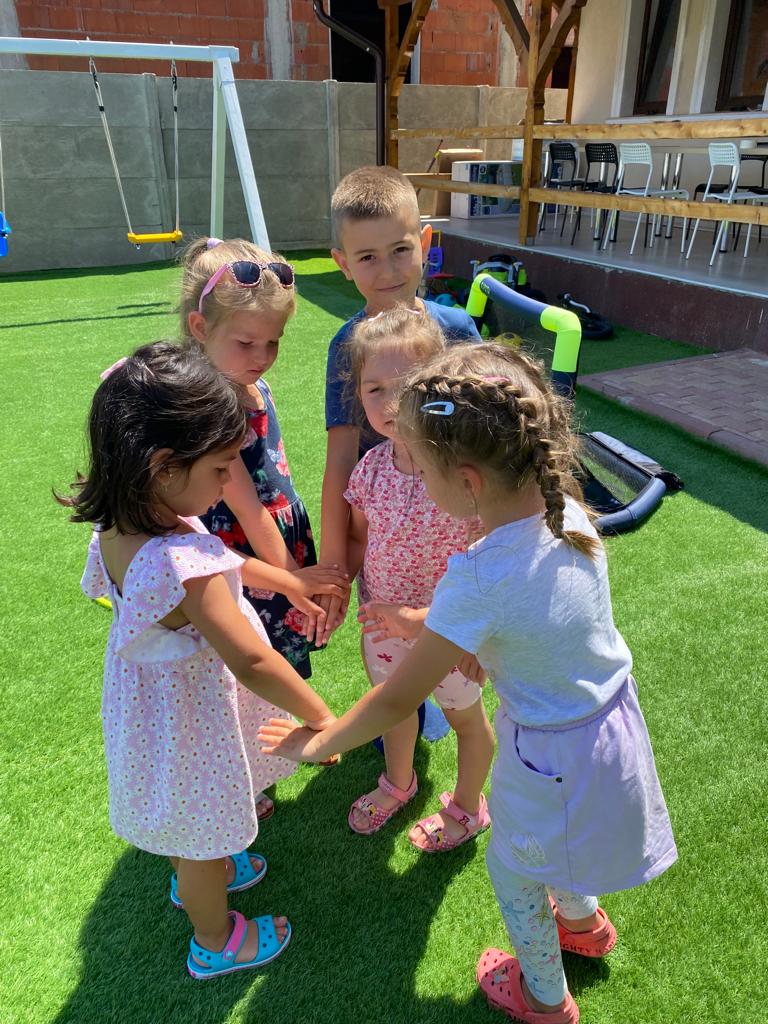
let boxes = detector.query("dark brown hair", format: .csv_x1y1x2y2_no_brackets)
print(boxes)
57,341,247,536
397,342,600,559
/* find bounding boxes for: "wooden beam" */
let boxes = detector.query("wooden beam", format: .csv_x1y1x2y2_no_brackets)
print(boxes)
393,124,525,140
390,0,432,101
377,0,413,7
536,0,587,89
405,174,521,198
565,7,581,123
529,187,768,225
533,119,768,140
490,0,530,59
385,5,401,165
520,0,551,244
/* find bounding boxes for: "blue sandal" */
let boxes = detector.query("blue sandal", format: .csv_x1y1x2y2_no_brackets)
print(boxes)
170,850,267,909
187,909,291,979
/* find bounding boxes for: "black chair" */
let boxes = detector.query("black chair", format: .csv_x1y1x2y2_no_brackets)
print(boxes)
538,142,584,234
570,142,619,245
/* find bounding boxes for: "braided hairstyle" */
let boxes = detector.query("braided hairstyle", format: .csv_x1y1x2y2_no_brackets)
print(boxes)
397,341,600,559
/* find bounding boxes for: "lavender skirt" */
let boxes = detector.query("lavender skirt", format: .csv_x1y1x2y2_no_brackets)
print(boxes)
487,677,678,895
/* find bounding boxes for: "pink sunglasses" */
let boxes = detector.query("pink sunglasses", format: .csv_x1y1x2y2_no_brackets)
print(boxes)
197,260,295,313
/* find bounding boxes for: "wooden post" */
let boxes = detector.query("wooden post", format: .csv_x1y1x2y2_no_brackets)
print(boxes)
385,5,401,166
565,8,581,124
520,0,550,245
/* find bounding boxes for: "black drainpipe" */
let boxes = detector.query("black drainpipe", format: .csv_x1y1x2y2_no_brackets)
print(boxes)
312,1,386,165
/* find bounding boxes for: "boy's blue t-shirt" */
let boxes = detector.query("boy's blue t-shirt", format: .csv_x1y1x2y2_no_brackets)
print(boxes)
325,300,481,435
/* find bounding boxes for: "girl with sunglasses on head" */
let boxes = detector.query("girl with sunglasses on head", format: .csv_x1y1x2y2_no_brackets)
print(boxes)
59,342,341,979
260,341,677,1024
341,306,494,850
180,239,350,822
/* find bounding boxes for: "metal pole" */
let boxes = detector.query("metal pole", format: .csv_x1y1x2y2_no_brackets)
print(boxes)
312,2,385,165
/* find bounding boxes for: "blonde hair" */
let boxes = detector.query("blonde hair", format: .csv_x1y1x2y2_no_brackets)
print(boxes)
178,236,296,336
398,342,601,559
346,305,445,430
331,166,420,245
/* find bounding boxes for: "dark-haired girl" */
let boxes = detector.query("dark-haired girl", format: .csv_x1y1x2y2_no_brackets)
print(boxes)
59,342,344,979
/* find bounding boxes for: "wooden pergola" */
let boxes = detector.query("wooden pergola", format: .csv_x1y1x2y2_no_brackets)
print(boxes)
378,0,586,244
377,0,768,245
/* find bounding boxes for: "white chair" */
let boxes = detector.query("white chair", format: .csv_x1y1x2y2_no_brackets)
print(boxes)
685,142,768,266
602,142,689,255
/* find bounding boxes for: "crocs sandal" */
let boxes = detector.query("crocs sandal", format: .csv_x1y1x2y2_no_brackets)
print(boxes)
170,850,267,909
348,770,417,835
476,948,579,1024
409,791,490,853
254,792,275,822
187,909,291,980
554,905,616,957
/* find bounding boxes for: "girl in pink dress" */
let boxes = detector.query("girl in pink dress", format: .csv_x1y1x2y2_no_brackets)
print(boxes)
342,306,495,851
59,341,344,980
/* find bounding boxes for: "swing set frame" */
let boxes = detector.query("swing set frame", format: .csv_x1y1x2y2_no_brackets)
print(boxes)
0,36,271,252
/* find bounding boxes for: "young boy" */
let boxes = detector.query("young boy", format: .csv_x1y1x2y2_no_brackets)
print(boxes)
319,166,480,646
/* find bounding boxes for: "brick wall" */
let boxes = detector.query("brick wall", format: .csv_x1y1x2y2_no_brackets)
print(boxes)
12,0,511,84
419,0,503,86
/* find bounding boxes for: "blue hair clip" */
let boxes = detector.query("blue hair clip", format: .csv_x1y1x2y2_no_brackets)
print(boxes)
420,400,455,416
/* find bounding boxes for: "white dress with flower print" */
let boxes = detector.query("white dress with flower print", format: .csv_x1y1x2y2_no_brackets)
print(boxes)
81,517,295,860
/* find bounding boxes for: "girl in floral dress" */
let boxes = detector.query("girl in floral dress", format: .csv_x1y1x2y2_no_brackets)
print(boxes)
179,237,346,684
341,306,495,851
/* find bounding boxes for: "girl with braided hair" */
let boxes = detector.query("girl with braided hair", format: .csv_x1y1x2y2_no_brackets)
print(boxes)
259,341,677,1024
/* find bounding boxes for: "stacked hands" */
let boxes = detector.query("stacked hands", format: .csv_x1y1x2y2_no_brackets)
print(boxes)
277,563,351,646
258,598,486,764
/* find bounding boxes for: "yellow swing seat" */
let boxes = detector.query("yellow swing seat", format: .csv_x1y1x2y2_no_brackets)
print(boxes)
127,229,184,246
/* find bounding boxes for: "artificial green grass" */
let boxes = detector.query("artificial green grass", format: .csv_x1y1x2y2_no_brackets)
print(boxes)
1,254,766,1024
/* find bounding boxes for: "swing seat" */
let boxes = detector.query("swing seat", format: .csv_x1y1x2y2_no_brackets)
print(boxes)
127,229,183,246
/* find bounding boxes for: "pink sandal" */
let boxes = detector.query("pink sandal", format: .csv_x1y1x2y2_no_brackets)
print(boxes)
348,770,417,834
409,791,490,852
554,905,616,957
477,948,579,1024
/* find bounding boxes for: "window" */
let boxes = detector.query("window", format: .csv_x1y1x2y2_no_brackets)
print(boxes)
717,0,768,111
634,0,683,115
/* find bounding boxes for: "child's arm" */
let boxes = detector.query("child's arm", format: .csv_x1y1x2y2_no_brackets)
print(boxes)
316,424,361,643
223,456,298,571
259,627,468,761
346,502,368,583
239,557,349,624
182,572,333,724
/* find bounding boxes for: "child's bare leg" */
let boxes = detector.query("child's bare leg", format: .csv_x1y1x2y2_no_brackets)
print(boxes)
169,852,265,886
409,698,494,848
177,857,288,965
349,712,419,832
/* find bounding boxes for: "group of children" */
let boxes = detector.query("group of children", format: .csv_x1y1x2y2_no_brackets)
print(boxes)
60,166,677,1021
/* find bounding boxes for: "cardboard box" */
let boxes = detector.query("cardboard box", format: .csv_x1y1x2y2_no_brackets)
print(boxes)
433,148,484,216
450,161,522,219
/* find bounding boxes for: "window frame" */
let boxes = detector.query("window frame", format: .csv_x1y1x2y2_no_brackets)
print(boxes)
633,0,684,115
716,0,768,111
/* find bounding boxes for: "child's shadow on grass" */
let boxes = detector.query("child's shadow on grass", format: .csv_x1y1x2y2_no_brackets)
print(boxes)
53,745,609,1024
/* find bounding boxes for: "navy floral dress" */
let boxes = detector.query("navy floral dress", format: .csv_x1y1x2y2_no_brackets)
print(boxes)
201,379,317,679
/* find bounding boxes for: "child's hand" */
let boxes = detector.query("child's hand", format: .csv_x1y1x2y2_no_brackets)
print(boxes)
285,567,350,645
358,602,424,642
457,652,487,686
304,713,341,765
312,592,350,647
258,718,329,762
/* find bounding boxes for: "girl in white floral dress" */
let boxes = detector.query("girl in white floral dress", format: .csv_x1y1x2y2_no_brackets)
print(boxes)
60,342,345,980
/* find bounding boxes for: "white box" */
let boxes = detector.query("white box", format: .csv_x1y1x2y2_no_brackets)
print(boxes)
450,161,522,219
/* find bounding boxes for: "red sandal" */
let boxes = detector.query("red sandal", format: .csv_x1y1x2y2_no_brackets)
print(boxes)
348,770,417,834
555,906,616,957
409,791,490,852
476,948,579,1024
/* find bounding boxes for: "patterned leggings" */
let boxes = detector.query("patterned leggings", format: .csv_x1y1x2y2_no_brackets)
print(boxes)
486,845,599,1005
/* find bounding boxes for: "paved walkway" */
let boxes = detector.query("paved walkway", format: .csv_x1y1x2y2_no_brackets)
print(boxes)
581,349,768,469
